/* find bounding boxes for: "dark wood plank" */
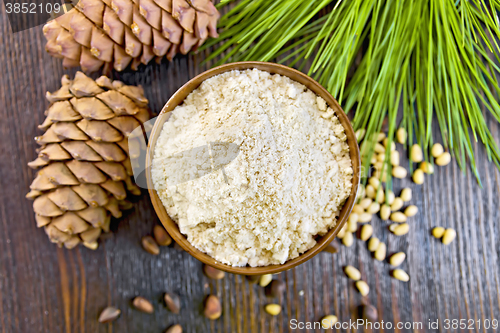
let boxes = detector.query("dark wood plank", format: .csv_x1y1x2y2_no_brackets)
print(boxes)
0,6,499,333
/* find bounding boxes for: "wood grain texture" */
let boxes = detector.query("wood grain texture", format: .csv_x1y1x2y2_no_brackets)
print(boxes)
0,7,499,333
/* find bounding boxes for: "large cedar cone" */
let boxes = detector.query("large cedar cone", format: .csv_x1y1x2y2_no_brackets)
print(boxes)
26,72,150,249
43,0,220,72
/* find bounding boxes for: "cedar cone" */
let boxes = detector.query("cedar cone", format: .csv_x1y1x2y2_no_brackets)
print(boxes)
26,71,150,249
43,0,220,72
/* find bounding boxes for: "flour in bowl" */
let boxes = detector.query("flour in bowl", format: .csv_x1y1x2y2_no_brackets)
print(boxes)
152,69,353,267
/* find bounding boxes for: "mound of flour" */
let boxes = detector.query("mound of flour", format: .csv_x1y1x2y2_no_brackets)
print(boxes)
152,69,353,267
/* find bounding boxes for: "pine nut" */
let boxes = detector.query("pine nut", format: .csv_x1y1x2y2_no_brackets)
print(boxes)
344,265,361,281
376,188,385,203
400,188,412,202
367,202,380,214
259,274,273,287
412,169,425,184
390,212,407,223
396,128,407,144
383,138,396,151
392,166,407,178
349,213,359,224
376,132,386,142
337,225,347,239
432,226,445,238
321,315,338,329
357,184,365,199
355,280,370,296
365,185,376,199
359,198,372,209
410,144,423,162
265,304,281,316
374,143,385,154
391,150,400,166
355,129,366,141
368,237,380,252
431,143,444,157
360,224,373,241
374,161,384,171
368,177,380,189
380,205,391,220
419,161,434,174
389,224,398,232
370,155,378,164
377,153,386,162
392,223,410,236
404,205,418,217
352,204,364,215
342,232,353,247
391,198,404,211
132,297,154,314
374,242,386,261
385,190,395,205
442,228,457,245
392,269,410,282
358,213,373,223
347,219,357,233
436,152,451,166
389,252,406,267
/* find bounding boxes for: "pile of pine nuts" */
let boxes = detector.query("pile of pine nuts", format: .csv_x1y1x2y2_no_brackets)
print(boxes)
336,129,457,295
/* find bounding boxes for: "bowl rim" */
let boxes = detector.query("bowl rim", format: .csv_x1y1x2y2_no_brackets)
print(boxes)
146,61,360,275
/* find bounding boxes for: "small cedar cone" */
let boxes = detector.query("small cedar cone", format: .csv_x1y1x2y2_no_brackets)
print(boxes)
43,0,220,72
26,71,150,249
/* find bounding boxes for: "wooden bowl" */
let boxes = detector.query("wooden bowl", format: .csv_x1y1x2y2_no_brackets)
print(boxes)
146,62,360,275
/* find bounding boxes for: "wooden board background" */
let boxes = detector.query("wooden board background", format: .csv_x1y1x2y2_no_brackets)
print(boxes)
0,6,499,333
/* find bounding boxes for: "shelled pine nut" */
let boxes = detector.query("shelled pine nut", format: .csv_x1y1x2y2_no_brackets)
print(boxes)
349,213,359,224
358,213,373,223
380,205,391,220
359,198,372,209
342,232,353,247
367,202,381,214
360,225,373,241
419,161,434,174
436,152,451,166
413,169,425,184
385,190,395,205
374,242,386,261
431,143,444,157
391,198,404,211
353,205,364,215
404,205,418,217
392,223,410,236
411,144,423,162
389,252,406,266
374,143,385,154
392,166,407,179
344,266,361,281
368,237,380,252
392,269,410,282
366,185,376,199
442,228,456,245
368,177,380,189
391,150,400,166
390,212,407,223
356,281,370,296
400,188,412,202
337,225,347,239
396,128,407,144
432,226,445,238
